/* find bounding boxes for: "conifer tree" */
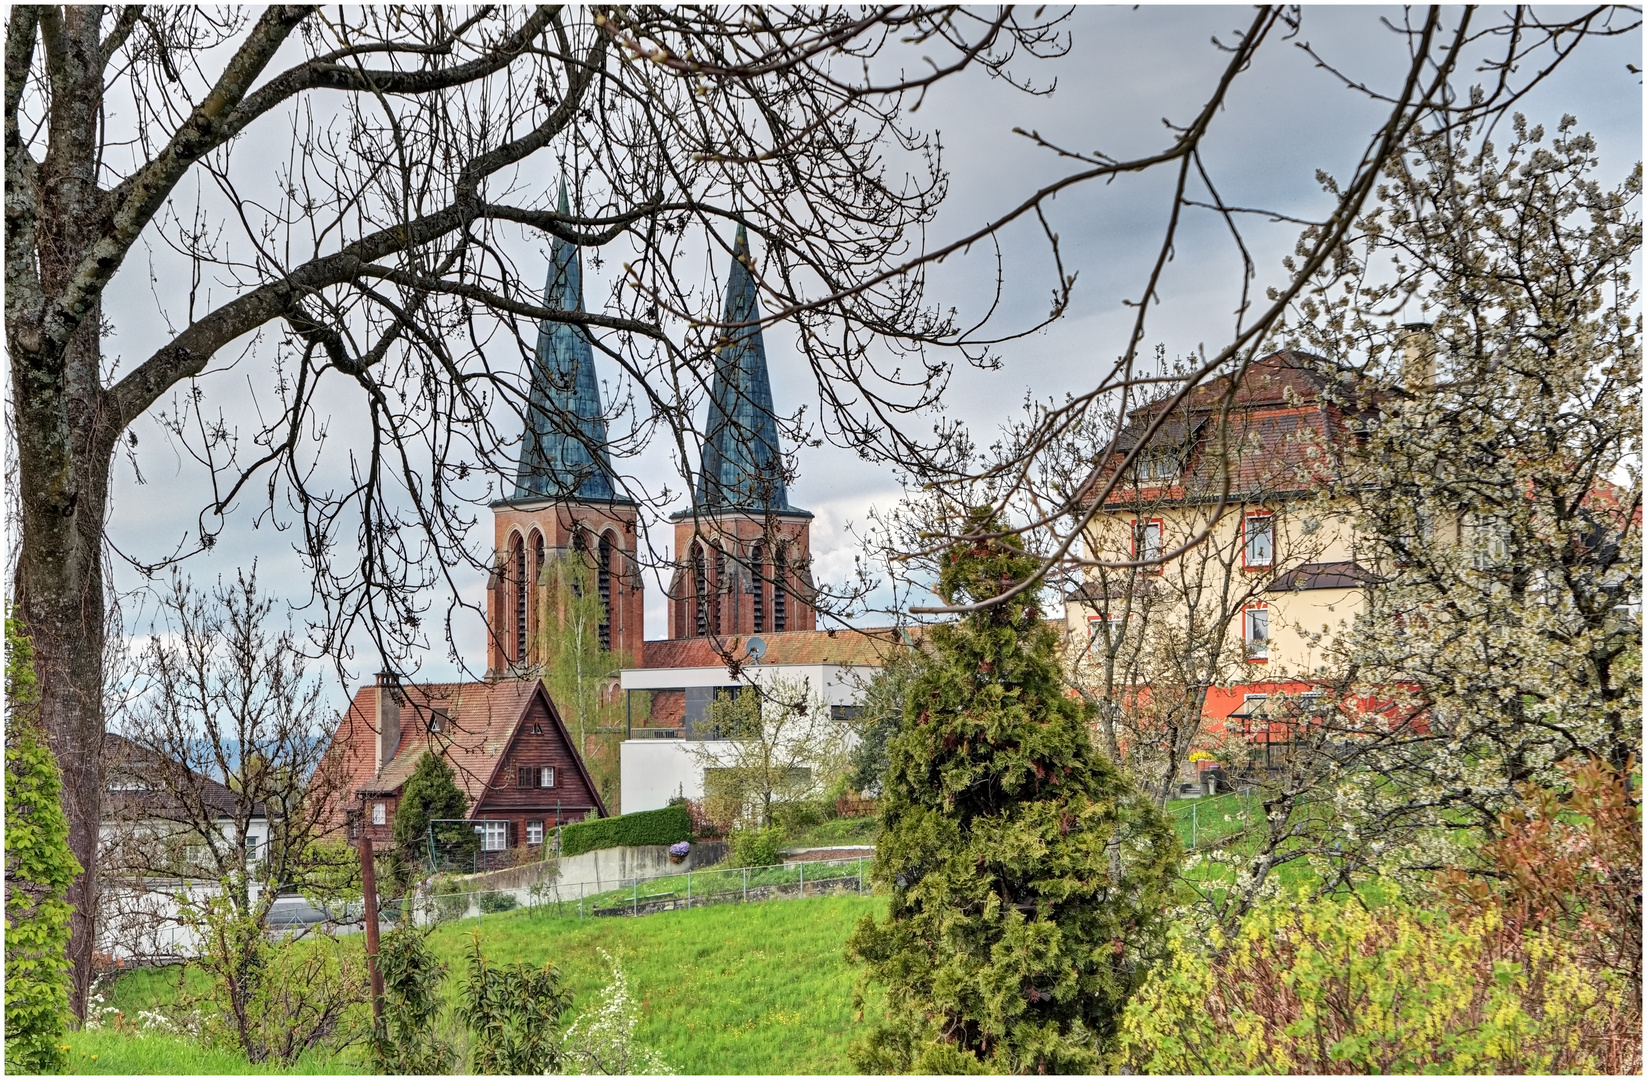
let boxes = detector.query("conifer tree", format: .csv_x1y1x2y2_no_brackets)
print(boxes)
847,516,1179,1074
395,752,474,872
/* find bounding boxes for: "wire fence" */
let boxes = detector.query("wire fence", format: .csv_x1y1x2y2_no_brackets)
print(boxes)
1168,789,1261,851
401,856,872,926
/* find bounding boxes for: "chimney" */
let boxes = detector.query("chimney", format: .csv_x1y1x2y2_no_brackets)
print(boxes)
1400,322,1436,390
374,671,402,774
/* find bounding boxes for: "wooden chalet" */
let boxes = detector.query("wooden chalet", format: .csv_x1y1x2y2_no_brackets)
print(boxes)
318,675,607,861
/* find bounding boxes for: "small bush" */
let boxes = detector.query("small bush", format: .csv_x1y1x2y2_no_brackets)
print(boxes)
728,827,782,868
772,799,827,839
478,891,517,914
559,805,691,857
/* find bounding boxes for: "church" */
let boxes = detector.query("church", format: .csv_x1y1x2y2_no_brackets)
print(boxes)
320,185,896,852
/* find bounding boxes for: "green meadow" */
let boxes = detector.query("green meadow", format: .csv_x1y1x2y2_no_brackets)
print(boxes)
77,894,885,1075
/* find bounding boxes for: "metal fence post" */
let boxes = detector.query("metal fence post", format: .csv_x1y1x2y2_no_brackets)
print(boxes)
858,857,863,894
799,861,803,898
743,867,748,902
686,871,691,903
633,878,638,916
1191,801,1198,849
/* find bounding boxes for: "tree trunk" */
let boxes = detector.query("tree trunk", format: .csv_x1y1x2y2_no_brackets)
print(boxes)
14,311,115,1021
9,6,121,1020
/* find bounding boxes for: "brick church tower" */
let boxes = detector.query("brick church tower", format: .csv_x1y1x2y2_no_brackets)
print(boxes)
667,225,815,640
487,181,644,673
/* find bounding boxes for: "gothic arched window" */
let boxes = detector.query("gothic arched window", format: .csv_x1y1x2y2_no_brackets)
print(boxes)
750,543,766,633
597,531,615,650
510,533,527,662
691,543,708,638
773,545,788,632
712,544,727,635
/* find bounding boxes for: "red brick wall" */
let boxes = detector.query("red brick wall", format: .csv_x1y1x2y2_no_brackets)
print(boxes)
668,513,815,640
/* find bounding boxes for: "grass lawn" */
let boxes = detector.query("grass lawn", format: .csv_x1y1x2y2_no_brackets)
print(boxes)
89,893,885,1075
59,1029,351,1075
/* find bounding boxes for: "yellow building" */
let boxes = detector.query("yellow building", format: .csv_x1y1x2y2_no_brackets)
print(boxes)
1066,351,1381,772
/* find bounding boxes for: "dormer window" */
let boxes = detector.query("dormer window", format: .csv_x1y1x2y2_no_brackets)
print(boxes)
530,722,543,736
430,709,447,733
1137,448,1180,481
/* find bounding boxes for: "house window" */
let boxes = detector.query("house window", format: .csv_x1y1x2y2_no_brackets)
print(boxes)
539,767,555,789
346,809,362,839
1243,513,1273,568
517,767,531,788
527,820,544,846
429,709,446,733
1087,612,1126,639
1138,448,1179,481
830,705,864,723
245,833,260,862
531,722,543,735
1243,605,1270,661
1133,519,1163,565
478,821,507,851
371,802,386,826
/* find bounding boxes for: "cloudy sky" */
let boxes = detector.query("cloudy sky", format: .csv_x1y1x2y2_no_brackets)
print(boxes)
96,6,1641,702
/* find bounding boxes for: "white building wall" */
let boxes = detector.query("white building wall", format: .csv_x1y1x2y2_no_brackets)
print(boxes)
617,661,872,814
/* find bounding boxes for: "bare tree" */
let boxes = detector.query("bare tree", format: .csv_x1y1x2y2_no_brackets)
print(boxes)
4,4,1632,1013
102,565,360,1060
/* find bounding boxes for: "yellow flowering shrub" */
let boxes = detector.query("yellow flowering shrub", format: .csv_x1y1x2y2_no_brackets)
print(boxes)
1120,889,1640,1074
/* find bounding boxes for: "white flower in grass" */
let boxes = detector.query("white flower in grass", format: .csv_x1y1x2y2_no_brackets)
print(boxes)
558,949,670,1076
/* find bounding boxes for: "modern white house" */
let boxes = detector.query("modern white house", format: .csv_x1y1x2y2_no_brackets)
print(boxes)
616,629,907,813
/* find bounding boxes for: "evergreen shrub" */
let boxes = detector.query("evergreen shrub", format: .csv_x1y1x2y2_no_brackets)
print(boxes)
847,515,1178,1073
4,610,81,1075
559,805,691,857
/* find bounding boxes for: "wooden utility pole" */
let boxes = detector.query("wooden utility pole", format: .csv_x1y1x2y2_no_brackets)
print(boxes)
360,834,385,1020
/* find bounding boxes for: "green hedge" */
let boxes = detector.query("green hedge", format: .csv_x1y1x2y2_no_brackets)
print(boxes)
559,804,691,857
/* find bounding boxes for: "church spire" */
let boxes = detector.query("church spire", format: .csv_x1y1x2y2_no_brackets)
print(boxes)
514,179,629,504
692,224,803,515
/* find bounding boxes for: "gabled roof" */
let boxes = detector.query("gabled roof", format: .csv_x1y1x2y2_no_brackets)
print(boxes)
103,732,263,821
321,678,607,817
1083,351,1370,506
511,179,631,506
686,225,807,518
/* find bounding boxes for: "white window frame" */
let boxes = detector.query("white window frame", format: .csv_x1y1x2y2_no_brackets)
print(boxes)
539,766,555,789
1243,513,1274,568
245,832,261,862
1243,606,1270,660
526,820,544,846
478,821,507,851
371,802,386,826
1133,519,1163,564
1087,613,1126,639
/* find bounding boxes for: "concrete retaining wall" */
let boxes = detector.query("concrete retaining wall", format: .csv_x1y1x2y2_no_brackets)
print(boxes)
450,841,727,892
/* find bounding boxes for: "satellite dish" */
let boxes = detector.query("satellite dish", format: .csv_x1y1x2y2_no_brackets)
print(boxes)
746,636,767,661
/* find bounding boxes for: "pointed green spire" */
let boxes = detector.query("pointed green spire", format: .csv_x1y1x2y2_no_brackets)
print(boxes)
514,179,630,504
691,225,807,516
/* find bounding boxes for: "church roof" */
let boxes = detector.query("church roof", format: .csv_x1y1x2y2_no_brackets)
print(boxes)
512,180,631,505
686,225,808,518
